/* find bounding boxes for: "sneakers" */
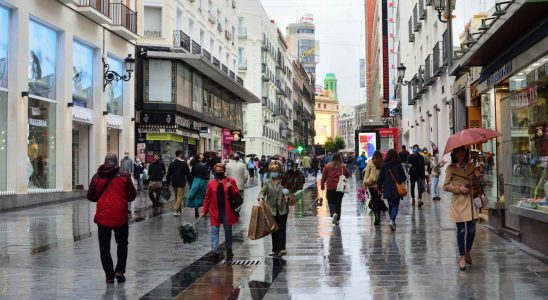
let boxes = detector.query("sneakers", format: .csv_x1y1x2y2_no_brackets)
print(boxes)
268,251,279,256
106,278,115,284
418,200,424,208
332,213,339,225
115,272,126,283
173,211,181,217
278,249,287,256
389,221,396,231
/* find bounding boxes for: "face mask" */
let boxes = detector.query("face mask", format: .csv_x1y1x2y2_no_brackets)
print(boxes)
413,148,419,154
214,172,225,179
270,172,280,179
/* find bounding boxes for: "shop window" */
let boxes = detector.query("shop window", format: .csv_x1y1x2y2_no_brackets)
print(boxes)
192,72,203,112
177,63,192,108
28,20,57,100
203,88,212,116
236,102,242,128
0,6,8,88
221,93,229,122
508,54,548,213
0,91,6,191
106,56,123,115
229,99,236,126
213,91,221,118
27,98,56,189
72,41,94,108
148,59,173,103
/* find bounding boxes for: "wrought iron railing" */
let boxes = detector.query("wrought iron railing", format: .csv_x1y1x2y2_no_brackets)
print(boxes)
173,30,191,52
78,0,111,18
192,41,201,55
110,2,136,33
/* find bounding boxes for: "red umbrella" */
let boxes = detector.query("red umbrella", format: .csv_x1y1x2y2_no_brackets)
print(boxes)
443,128,501,155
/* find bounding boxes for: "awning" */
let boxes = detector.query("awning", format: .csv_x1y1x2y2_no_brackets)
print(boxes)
451,1,548,75
146,51,260,104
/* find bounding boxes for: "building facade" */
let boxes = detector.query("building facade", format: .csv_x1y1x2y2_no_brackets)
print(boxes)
0,0,138,209
136,0,258,164
285,14,319,78
338,106,355,152
365,0,383,121
450,0,548,256
314,75,339,145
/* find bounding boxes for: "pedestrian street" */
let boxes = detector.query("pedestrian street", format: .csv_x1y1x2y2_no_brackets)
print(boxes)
0,177,547,299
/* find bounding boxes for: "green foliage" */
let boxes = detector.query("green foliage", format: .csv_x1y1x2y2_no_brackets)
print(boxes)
324,136,346,153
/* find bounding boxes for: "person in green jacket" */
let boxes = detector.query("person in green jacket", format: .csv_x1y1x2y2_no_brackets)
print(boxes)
258,162,289,257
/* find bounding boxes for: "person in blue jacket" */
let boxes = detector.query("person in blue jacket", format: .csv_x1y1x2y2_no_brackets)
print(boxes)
355,151,367,180
377,149,407,231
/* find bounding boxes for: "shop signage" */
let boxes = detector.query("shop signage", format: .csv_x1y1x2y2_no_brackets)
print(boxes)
138,127,177,134
106,114,123,129
485,61,512,87
72,106,92,123
140,112,200,131
199,126,210,134
146,133,184,143
29,118,47,127
232,130,243,141
222,128,233,143
511,84,537,108
288,145,294,151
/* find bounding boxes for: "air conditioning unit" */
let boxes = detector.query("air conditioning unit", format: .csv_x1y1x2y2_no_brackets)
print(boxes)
208,14,216,24
232,0,236,9
225,30,232,40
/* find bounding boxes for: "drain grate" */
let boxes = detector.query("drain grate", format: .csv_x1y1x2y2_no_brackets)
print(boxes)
223,260,261,266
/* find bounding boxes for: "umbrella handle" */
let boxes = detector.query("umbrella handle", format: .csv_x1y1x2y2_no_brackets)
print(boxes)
192,215,203,226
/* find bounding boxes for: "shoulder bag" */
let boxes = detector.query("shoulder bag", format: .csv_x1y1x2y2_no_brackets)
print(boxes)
227,180,244,212
389,169,408,198
89,174,117,202
336,167,350,193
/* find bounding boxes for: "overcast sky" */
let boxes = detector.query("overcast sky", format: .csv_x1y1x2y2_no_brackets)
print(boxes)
260,0,365,107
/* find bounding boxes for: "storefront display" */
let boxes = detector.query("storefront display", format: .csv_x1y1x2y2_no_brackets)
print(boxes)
0,5,8,88
106,56,123,115
506,54,548,214
0,91,6,191
72,124,90,190
72,41,93,108
28,20,57,100
27,98,56,189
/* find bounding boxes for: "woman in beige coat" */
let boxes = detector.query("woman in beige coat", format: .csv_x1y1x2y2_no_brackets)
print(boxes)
363,151,383,225
443,147,478,271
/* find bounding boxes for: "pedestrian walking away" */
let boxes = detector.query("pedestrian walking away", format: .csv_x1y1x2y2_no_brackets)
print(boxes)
120,151,134,213
187,154,210,218
408,144,426,207
356,152,367,180
226,154,249,197
311,155,320,179
166,150,191,217
258,162,290,256
430,149,446,200
259,155,269,186
87,153,137,284
301,153,311,179
363,151,385,225
443,147,477,271
377,149,406,231
321,152,350,225
399,145,410,179
147,154,166,209
200,163,240,261
247,157,257,185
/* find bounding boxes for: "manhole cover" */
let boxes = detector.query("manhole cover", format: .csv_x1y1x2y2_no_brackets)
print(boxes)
223,260,261,266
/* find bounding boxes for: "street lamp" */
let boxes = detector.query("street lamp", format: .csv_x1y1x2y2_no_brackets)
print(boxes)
397,63,412,86
433,0,448,23
103,54,135,91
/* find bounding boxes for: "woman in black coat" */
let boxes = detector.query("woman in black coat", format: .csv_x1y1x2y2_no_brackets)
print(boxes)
377,149,407,231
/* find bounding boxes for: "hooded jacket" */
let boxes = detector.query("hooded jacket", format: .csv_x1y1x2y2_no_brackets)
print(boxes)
148,160,166,182
166,158,191,188
88,165,136,228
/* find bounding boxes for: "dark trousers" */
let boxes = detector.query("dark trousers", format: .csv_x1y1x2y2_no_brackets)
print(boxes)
456,220,476,256
410,177,424,200
148,182,162,206
97,223,129,279
387,198,400,222
326,189,344,220
368,187,383,221
271,214,288,252
311,168,318,178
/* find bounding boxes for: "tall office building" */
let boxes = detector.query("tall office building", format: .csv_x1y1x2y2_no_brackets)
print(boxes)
285,14,319,78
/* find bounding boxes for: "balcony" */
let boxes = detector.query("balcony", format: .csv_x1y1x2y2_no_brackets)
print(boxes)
76,0,112,25
236,76,244,85
238,59,247,70
110,3,138,40
173,30,191,52
413,5,422,32
424,55,435,86
419,0,426,20
192,41,201,55
212,57,220,67
229,70,236,79
202,49,211,62
418,66,428,92
442,30,450,66
432,42,443,76
221,64,229,74
408,17,415,42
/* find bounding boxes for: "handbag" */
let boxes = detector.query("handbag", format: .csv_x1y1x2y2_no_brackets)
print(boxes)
336,167,350,193
228,183,244,212
389,169,408,198
474,194,488,209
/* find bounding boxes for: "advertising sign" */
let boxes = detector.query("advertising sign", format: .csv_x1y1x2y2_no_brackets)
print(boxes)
355,131,379,161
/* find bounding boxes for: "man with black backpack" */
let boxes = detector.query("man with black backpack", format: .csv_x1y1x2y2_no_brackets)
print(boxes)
166,150,191,217
88,153,136,284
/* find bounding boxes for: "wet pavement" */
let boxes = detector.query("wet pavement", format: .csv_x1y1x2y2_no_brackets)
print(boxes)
0,178,547,299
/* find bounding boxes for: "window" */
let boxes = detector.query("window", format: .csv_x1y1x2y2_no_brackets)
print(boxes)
106,56,123,115
200,29,205,46
144,6,162,37
72,41,93,108
222,93,229,122
147,59,173,103
189,18,194,38
176,8,183,30
0,91,6,191
27,98,56,189
29,20,57,99
323,104,326,109
297,29,314,34
192,72,203,112
298,40,316,64
177,63,192,108
0,6,8,88
238,48,244,64
213,89,221,118
203,88,211,115
210,38,214,53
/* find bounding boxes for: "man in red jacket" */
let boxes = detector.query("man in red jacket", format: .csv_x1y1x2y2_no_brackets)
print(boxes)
88,153,137,284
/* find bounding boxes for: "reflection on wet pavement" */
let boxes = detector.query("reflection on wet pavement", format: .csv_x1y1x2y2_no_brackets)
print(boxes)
1,178,547,299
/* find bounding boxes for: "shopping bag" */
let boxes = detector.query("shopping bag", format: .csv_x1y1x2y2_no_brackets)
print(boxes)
247,204,278,240
261,203,279,232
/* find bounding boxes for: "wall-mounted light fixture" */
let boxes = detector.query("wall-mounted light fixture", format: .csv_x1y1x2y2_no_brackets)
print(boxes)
103,54,135,91
131,117,135,122
67,102,74,108
397,64,412,86
21,91,29,98
103,111,109,116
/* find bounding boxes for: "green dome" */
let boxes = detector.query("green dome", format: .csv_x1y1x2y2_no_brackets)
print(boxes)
324,73,338,100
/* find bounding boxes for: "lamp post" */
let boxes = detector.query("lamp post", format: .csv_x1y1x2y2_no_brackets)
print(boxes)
103,54,135,91
397,63,412,86
433,0,454,68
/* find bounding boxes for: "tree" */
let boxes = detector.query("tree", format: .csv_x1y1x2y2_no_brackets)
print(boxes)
334,136,346,151
324,136,346,153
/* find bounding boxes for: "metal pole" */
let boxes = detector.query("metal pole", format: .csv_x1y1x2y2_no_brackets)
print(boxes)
446,0,453,68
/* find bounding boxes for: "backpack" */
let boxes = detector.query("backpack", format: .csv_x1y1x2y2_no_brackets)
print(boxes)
247,160,255,169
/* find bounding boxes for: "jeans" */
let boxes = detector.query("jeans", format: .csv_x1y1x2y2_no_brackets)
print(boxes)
431,177,440,198
211,211,233,253
272,214,288,252
173,186,186,212
410,178,424,200
311,168,318,178
97,223,128,279
456,220,476,256
387,198,400,223
326,189,344,220
359,168,365,180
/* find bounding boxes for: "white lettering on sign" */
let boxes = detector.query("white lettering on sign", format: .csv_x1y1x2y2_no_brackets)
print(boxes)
29,118,47,127
175,115,191,128
106,115,123,128
72,107,92,123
